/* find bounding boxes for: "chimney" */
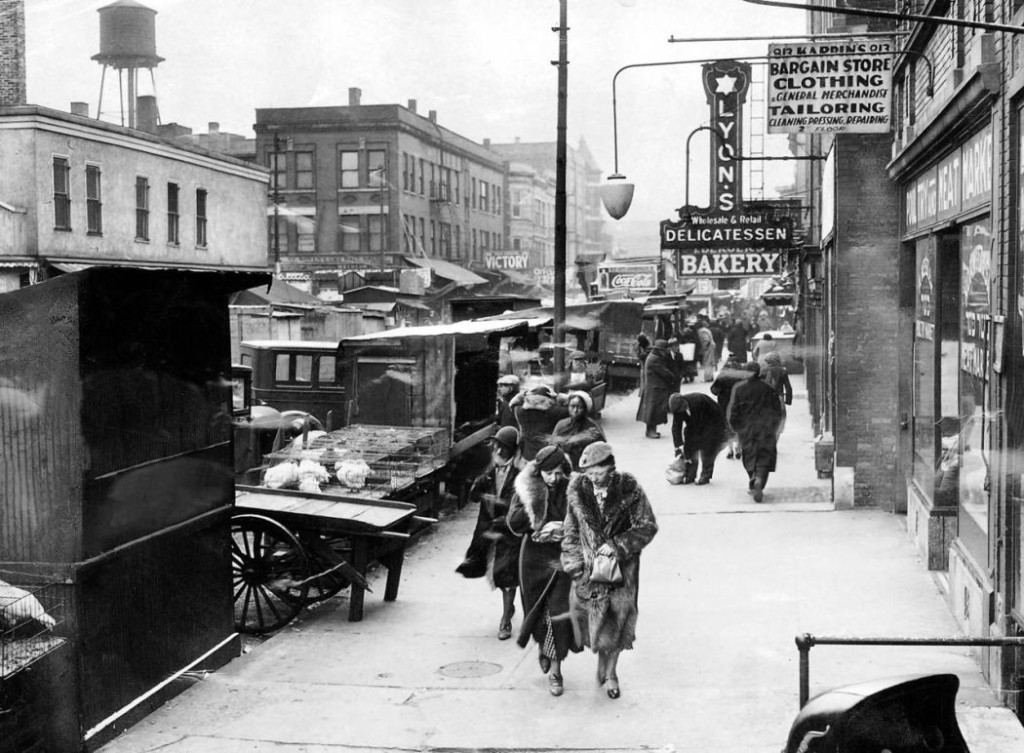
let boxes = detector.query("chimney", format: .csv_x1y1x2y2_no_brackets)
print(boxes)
70,102,90,117
428,110,437,123
208,121,220,133
136,95,159,134
407,99,417,113
348,87,362,106
0,0,27,106
483,138,491,148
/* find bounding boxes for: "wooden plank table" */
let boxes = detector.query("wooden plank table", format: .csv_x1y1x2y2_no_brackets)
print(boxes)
234,486,422,621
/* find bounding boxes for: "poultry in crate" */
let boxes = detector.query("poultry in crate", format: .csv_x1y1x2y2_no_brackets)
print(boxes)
0,580,56,634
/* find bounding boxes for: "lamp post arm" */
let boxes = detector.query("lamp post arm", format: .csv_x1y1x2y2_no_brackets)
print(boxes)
739,0,1024,34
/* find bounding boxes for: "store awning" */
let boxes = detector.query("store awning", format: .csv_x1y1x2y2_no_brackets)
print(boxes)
403,256,487,287
341,315,549,342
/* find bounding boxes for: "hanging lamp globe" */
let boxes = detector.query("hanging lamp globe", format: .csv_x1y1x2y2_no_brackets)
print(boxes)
599,174,635,220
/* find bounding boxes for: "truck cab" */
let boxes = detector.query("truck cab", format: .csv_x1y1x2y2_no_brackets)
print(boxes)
238,340,346,428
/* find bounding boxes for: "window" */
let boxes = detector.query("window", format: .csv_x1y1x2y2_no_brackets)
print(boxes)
269,215,289,254
410,156,416,193
472,178,478,209
454,226,461,259
512,189,523,218
418,217,425,253
430,220,436,255
495,186,501,215
403,214,414,253
402,153,409,191
418,158,425,194
295,355,313,383
135,176,150,240
369,149,386,188
480,181,489,212
86,164,102,235
440,166,450,201
53,156,71,230
513,238,521,250
295,151,314,190
318,355,337,385
440,222,451,258
340,150,359,188
196,189,208,247
167,182,180,244
296,212,316,252
338,216,360,253
454,172,460,204
369,214,385,253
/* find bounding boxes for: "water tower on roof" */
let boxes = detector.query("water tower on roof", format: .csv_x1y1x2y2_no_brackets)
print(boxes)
91,0,164,129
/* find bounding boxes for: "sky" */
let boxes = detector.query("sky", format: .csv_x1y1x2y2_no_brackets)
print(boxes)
24,0,807,224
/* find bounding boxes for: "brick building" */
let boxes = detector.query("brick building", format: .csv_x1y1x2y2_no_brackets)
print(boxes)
791,0,1024,715
253,90,504,298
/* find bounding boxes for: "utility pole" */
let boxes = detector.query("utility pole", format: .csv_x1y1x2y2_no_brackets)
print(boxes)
553,0,568,376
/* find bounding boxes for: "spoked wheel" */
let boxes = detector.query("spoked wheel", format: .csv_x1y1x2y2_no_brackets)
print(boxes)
299,533,354,603
231,514,311,634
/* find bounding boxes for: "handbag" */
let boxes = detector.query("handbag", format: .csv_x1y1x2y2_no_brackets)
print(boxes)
589,551,623,585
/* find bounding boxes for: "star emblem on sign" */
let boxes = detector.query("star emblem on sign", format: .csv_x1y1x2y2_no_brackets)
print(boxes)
715,74,738,95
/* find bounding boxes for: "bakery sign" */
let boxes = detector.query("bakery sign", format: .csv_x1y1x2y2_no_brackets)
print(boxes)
661,209,793,277
597,262,658,293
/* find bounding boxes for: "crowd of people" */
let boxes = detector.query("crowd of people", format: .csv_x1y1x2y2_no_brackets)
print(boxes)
454,313,792,699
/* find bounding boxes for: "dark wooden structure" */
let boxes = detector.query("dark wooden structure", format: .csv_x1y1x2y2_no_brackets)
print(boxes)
0,267,265,751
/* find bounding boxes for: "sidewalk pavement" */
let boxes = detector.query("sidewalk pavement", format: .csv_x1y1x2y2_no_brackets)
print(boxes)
99,374,1024,753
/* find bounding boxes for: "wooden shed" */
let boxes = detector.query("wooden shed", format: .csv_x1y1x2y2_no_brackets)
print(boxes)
0,267,267,750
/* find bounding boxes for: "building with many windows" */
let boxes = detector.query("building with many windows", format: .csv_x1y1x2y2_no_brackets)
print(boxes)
0,105,269,292
253,89,504,296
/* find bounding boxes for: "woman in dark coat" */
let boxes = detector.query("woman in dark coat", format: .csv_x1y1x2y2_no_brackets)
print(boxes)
635,339,675,439
455,426,522,639
726,362,784,502
668,392,728,485
513,384,570,461
726,318,750,363
507,445,582,697
550,390,606,469
561,441,658,700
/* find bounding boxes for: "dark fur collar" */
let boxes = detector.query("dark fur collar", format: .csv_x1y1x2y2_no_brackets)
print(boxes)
514,462,549,531
568,471,638,541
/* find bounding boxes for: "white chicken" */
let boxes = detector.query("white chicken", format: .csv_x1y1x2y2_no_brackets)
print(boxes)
296,458,331,494
335,458,372,490
263,461,299,489
0,580,56,632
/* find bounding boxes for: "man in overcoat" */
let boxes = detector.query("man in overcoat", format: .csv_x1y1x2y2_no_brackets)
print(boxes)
726,361,784,502
668,392,728,485
635,339,676,439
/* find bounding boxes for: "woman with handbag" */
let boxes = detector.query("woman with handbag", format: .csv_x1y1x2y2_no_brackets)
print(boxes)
506,445,583,697
561,441,658,699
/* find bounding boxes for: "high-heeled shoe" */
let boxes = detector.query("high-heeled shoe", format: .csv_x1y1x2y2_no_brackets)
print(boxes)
606,676,620,699
548,672,563,697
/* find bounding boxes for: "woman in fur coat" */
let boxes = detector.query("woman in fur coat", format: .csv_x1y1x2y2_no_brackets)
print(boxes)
506,445,582,697
561,441,658,699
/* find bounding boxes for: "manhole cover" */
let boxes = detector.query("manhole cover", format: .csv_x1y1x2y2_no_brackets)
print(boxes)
439,660,502,678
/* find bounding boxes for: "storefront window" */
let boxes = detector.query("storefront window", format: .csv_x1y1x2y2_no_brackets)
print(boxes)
913,239,936,496
957,217,992,560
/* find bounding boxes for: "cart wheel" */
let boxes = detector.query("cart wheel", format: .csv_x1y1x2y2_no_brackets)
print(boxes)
231,514,311,634
300,533,353,603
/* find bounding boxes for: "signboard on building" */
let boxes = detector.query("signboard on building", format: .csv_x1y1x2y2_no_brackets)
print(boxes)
534,266,555,286
597,262,659,293
767,39,893,134
661,208,793,277
904,123,992,236
484,251,530,271
702,59,750,212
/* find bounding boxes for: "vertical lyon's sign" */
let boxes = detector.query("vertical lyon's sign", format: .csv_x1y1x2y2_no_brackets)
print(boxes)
767,39,893,134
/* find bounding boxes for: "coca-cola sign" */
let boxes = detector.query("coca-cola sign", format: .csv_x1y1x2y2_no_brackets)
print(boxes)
598,263,658,293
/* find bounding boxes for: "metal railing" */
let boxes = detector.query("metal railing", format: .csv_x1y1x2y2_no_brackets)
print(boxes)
796,632,1024,707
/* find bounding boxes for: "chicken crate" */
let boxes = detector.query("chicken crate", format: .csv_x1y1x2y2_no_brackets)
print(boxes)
258,425,451,499
0,582,67,682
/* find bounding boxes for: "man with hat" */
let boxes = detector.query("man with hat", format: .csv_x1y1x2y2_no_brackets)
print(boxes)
726,361,784,502
495,374,522,428
667,392,728,485
455,425,522,639
635,338,676,439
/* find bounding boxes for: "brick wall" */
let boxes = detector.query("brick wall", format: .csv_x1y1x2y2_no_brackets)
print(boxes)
0,0,26,106
834,134,902,507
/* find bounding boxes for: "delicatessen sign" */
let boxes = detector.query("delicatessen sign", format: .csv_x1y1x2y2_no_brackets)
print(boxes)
661,209,793,277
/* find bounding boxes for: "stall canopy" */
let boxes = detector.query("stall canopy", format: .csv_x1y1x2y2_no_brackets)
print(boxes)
341,315,550,342
482,299,644,333
760,275,797,306
403,256,487,287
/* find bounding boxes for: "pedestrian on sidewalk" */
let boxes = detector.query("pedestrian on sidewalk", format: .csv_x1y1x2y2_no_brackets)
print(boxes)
710,358,746,459
455,426,521,639
507,445,583,697
667,392,727,485
635,339,675,439
761,351,793,437
726,318,750,363
495,374,522,428
696,319,716,382
561,441,659,700
726,362,784,503
550,390,606,470
513,384,570,461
